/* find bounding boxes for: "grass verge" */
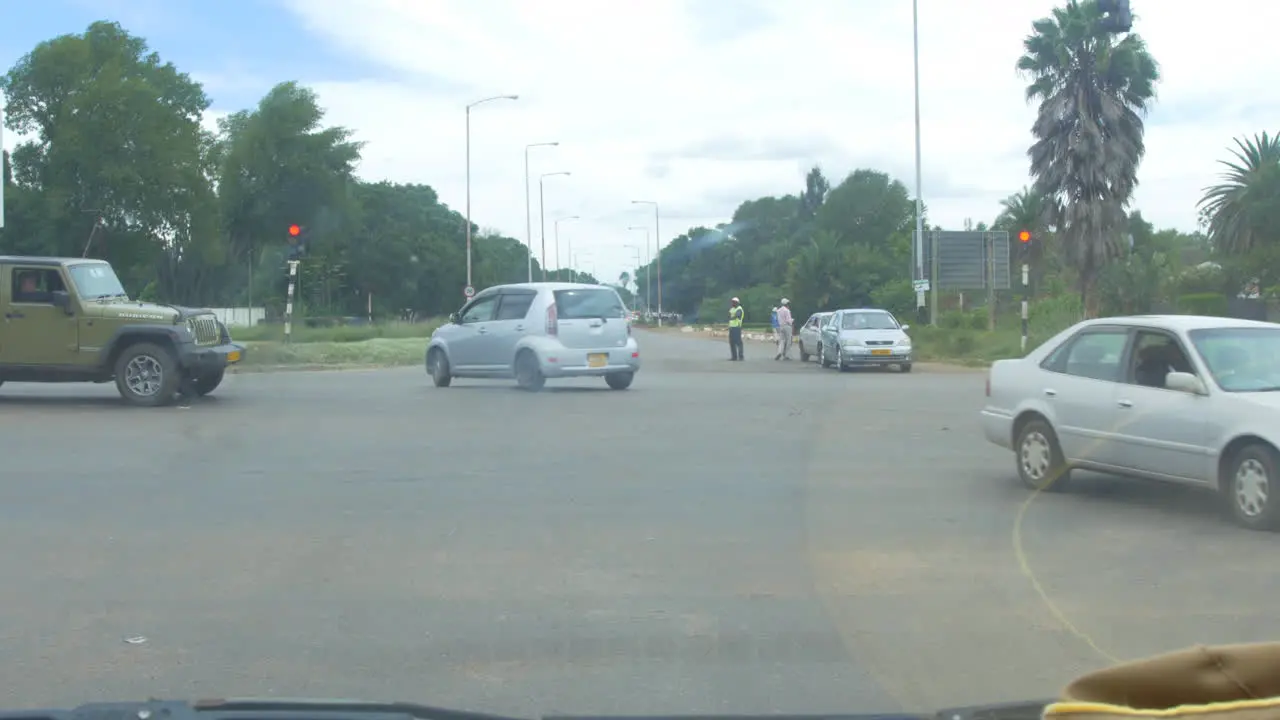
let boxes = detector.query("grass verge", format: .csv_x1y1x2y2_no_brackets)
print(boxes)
233,320,442,343
230,321,440,371
238,337,426,370
908,326,1043,367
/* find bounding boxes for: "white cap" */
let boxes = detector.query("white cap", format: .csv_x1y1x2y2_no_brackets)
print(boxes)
731,297,740,302
780,298,790,305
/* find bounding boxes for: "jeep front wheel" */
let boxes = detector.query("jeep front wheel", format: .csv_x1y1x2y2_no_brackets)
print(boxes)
115,342,180,407
193,368,225,396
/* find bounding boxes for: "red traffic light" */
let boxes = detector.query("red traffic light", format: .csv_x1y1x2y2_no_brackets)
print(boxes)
1018,230,1031,243
288,224,301,237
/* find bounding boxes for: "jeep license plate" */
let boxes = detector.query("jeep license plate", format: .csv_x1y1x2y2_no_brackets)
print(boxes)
588,353,608,368
870,349,892,356
227,350,242,364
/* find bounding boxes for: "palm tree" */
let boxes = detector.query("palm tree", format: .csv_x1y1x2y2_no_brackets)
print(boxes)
1197,132,1280,258
993,187,1048,295
1017,0,1160,318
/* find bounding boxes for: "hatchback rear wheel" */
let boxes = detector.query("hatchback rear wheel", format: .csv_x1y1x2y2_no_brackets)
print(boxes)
515,350,545,391
605,372,634,390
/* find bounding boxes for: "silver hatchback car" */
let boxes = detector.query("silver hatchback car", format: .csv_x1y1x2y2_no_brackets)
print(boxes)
426,282,641,391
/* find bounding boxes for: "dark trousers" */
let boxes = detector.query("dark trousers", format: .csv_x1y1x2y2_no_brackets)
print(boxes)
729,326,744,360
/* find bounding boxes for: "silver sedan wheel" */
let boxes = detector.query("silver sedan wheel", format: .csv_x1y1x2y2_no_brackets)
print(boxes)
1020,430,1052,483
1235,457,1270,518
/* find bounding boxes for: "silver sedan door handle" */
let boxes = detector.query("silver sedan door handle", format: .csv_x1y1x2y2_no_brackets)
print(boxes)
514,325,525,331
1043,388,1057,397
477,327,487,334
1118,399,1133,408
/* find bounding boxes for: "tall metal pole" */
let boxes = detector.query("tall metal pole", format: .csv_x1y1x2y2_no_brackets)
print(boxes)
628,226,651,313
539,176,548,281
655,206,663,324
554,216,579,282
631,200,662,326
524,141,558,282
464,94,518,290
539,172,570,281
911,0,928,324
465,105,471,287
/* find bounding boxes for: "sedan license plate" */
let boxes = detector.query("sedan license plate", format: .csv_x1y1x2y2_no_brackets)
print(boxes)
588,353,608,368
227,350,242,364
870,349,892,356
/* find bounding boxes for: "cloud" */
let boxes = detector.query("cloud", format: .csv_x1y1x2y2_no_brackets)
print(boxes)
18,1,1280,287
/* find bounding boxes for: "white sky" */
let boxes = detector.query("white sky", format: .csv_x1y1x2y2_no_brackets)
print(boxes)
6,1,1279,289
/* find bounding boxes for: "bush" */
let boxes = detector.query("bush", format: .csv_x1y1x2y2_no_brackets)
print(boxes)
1176,293,1229,316
233,319,442,343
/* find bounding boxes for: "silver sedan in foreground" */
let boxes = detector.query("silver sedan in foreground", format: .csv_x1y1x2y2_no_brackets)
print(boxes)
981,314,1280,531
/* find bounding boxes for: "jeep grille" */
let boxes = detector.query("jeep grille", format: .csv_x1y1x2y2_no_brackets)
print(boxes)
188,315,221,345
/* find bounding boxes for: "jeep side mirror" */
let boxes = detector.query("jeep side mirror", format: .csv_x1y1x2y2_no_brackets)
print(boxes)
51,290,73,314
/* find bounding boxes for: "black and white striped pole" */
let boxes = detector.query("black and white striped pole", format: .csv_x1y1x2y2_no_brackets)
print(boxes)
284,224,306,345
1020,262,1029,353
1017,230,1031,354
285,260,298,344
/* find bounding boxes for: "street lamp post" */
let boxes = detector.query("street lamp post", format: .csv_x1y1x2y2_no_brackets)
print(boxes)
911,0,929,324
524,141,559,282
538,171,570,281
622,244,643,309
465,94,519,290
554,215,580,282
627,225,651,313
630,201,662,325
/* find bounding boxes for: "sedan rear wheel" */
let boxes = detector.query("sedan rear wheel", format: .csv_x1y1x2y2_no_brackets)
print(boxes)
1016,418,1071,491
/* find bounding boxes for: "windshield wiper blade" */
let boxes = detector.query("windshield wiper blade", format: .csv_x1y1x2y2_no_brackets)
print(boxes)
0,699,526,720
933,699,1056,720
198,698,525,720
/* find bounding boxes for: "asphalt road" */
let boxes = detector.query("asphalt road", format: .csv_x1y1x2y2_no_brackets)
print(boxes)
1,328,1278,716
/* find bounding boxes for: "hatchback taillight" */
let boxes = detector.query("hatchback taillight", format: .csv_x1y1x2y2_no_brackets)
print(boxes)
546,303,558,336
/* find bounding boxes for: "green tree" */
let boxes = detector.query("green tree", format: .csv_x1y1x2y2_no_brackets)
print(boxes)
1197,132,1280,291
0,20,217,298
1017,0,1160,318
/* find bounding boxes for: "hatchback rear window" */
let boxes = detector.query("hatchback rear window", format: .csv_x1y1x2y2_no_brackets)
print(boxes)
554,288,626,320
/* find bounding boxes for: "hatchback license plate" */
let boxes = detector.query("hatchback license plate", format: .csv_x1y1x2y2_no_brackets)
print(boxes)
870,349,892,356
588,353,608,368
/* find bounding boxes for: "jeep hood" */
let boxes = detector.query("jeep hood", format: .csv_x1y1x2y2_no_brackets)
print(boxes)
92,300,212,322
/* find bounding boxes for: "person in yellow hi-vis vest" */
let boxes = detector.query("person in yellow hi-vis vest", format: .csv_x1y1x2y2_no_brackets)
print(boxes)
727,297,745,361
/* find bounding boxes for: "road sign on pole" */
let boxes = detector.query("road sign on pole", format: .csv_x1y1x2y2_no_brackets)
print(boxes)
920,231,1011,291
463,285,476,299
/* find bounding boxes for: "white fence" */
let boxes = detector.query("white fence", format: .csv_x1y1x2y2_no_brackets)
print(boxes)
208,307,266,328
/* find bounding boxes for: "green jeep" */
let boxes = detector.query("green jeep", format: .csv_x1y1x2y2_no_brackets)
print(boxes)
0,256,247,406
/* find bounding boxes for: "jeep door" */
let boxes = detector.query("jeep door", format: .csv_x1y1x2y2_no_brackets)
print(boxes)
0,265,80,366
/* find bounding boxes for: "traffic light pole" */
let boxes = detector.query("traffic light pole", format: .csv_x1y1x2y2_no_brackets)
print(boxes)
1020,262,1029,353
285,260,298,345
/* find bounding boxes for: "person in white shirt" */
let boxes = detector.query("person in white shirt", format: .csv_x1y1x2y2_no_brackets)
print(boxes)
774,299,794,360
